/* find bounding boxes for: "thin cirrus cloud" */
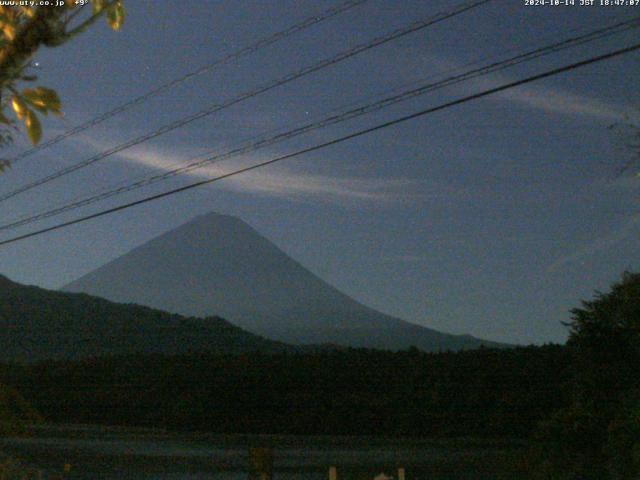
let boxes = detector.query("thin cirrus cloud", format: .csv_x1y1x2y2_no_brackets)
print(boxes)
73,134,446,204
468,67,632,124
401,53,635,124
496,85,634,124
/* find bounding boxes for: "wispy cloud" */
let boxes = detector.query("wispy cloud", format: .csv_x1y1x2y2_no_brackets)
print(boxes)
405,54,635,124
496,85,634,124
223,169,420,202
74,134,454,204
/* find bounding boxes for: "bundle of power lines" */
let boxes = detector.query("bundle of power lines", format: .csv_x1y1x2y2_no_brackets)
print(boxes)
0,0,638,246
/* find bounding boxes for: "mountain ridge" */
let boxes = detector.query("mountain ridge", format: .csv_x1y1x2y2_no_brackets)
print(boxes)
0,273,289,362
64,212,504,351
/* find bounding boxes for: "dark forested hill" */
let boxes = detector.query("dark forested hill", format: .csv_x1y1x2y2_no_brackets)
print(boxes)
0,274,288,362
0,345,570,438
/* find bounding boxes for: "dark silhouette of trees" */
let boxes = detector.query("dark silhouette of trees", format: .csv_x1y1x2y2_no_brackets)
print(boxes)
0,383,41,436
0,345,571,439
532,272,640,479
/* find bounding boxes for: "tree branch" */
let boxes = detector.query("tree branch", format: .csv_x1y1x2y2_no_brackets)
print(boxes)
0,7,61,87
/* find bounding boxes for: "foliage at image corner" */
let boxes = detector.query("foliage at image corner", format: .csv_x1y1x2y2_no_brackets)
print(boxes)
0,0,125,168
529,271,640,480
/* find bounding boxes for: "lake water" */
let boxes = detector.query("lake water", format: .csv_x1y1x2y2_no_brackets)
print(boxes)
0,425,525,479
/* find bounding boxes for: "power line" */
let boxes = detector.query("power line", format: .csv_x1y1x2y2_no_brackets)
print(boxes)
1,16,636,232
1,41,637,247
0,0,491,203
7,0,370,164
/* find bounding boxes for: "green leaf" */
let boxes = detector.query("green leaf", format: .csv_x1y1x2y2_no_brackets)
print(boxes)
11,96,27,120
92,0,107,14
23,87,62,116
24,109,42,145
18,6,35,18
106,1,125,31
0,21,16,41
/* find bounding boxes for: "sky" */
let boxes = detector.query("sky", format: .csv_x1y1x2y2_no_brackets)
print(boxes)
0,0,638,345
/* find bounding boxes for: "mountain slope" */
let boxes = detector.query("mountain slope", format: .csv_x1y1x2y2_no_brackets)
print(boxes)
0,274,287,362
64,212,502,351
